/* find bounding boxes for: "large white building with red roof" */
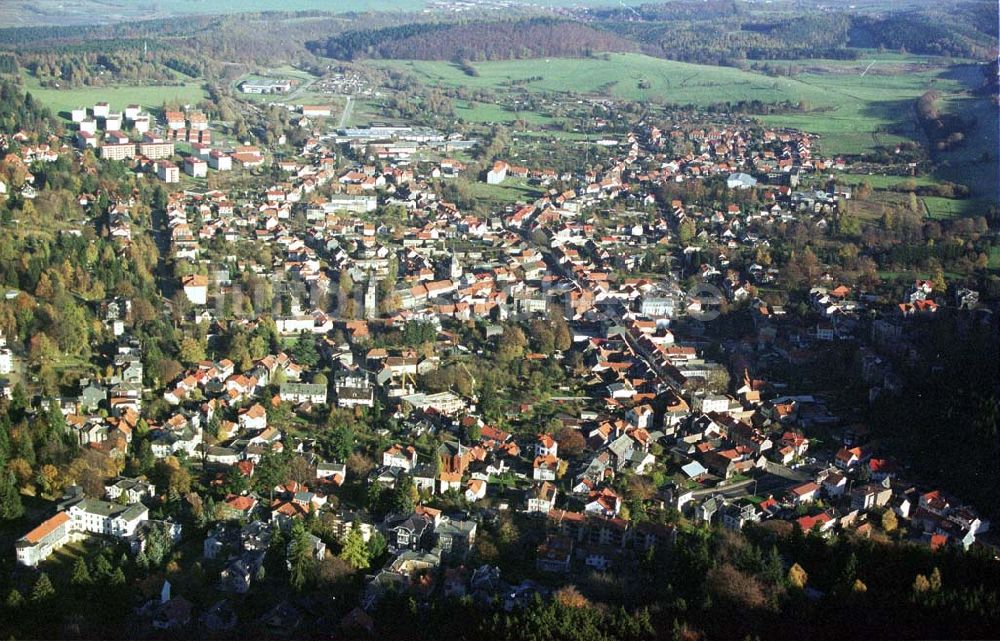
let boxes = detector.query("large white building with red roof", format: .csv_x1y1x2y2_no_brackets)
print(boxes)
15,512,72,567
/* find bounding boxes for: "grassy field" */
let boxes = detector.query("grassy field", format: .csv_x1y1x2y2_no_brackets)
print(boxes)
921,196,992,220
23,75,208,121
465,178,543,204
835,173,940,189
372,53,970,156
455,100,556,126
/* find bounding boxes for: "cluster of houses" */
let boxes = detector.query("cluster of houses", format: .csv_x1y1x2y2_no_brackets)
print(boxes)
71,102,245,183
16,484,179,568
6,86,996,637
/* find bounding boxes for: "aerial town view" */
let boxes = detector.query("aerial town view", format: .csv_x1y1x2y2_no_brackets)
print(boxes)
0,0,997,639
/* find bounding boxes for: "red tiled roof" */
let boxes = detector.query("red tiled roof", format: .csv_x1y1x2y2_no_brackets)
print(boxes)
22,512,70,544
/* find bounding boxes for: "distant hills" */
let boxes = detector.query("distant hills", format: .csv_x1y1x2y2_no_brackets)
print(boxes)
304,3,997,65
307,18,639,62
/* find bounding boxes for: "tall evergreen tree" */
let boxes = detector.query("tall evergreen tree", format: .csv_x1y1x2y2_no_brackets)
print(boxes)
30,573,55,604
70,557,92,587
340,524,370,570
0,468,24,520
288,520,314,592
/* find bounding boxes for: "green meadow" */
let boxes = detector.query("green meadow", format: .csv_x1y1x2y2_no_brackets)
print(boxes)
23,75,208,121
835,174,940,189
371,53,972,157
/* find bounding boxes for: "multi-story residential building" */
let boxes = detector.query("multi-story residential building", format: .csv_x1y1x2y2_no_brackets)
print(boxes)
139,136,175,160
66,498,148,538
156,160,180,183
100,143,136,161
527,481,558,513
15,512,72,567
208,151,232,171
106,477,156,504
17,494,151,567
184,156,208,178
279,382,328,405
165,111,185,130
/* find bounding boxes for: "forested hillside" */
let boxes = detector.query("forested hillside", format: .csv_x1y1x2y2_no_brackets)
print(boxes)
0,79,58,139
851,7,998,59
308,18,639,61
586,1,996,64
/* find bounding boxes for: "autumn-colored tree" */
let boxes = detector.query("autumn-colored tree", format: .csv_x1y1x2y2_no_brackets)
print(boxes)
554,585,589,608
37,463,61,497
788,563,808,589
555,426,586,458
929,567,942,592
707,563,768,609
496,324,527,363
178,336,206,365
881,508,898,532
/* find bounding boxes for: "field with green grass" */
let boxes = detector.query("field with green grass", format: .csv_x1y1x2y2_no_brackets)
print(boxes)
23,75,208,121
464,178,543,205
372,53,972,156
836,174,940,189
455,100,556,126
921,196,992,220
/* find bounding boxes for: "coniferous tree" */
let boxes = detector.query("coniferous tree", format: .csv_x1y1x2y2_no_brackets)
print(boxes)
30,573,55,604
0,468,24,520
340,524,370,570
70,557,92,587
288,520,314,592
5,588,24,609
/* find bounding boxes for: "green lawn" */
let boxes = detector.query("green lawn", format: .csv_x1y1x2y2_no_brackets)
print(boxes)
922,196,992,220
23,75,208,121
371,53,970,156
835,174,941,189
455,100,555,125
465,178,544,204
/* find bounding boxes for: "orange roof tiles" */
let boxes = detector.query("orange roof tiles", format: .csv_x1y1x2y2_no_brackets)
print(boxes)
22,512,70,544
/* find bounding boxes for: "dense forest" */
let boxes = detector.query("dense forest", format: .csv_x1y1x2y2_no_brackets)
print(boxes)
850,9,999,59
0,79,58,140
300,4,996,67
1,489,998,640
0,3,994,81
584,0,997,62
0,11,420,84
309,18,639,62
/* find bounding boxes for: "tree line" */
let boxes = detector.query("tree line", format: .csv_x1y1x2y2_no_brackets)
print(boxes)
310,18,638,62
